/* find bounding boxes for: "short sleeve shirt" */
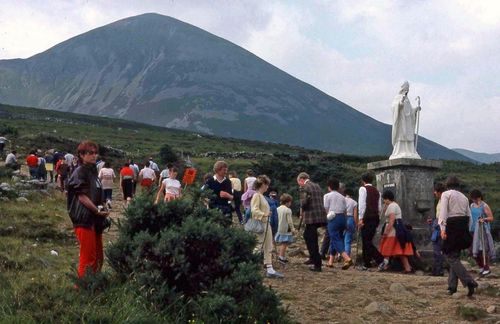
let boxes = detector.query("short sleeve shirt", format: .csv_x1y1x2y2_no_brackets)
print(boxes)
245,177,256,191
139,167,156,180
345,197,358,216
163,178,181,195
323,191,347,214
120,167,134,179
384,202,402,220
99,167,115,189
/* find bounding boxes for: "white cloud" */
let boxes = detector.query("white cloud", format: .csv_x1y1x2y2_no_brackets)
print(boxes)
0,0,498,153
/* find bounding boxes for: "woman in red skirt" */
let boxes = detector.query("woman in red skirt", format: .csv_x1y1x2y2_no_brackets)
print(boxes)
379,190,414,273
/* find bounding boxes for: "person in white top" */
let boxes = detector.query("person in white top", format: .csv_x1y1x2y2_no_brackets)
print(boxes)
228,170,243,224
243,169,256,192
344,188,358,257
138,161,156,191
5,150,19,170
275,193,296,264
155,167,182,203
158,163,171,183
323,178,352,270
98,162,116,209
438,176,477,297
357,172,384,270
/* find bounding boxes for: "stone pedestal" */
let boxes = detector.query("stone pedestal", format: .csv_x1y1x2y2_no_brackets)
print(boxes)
367,158,442,249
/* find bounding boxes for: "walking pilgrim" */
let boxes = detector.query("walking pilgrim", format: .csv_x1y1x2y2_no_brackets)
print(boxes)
390,81,421,160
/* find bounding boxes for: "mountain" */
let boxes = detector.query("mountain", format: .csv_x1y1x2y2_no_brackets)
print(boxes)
0,13,470,160
452,148,500,164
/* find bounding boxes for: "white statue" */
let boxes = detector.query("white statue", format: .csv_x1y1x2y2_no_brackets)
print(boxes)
389,81,421,160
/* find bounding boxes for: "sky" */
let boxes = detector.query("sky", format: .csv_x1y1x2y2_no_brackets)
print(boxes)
0,0,499,153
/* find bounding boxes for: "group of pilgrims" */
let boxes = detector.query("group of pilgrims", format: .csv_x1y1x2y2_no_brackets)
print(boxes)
3,141,495,297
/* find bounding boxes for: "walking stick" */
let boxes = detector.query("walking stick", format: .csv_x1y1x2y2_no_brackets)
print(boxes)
414,96,421,151
479,220,487,268
353,227,361,266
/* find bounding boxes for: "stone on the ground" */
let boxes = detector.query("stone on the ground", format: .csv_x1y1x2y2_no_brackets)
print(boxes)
0,197,9,202
364,301,391,314
477,282,490,291
0,182,12,191
390,282,408,294
16,197,29,203
50,250,59,256
486,305,496,314
415,270,425,276
11,175,20,182
452,292,464,299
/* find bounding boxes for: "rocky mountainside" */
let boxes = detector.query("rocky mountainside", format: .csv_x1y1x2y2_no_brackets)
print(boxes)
0,13,469,160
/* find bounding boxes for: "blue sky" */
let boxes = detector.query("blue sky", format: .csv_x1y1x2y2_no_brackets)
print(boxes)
0,0,498,153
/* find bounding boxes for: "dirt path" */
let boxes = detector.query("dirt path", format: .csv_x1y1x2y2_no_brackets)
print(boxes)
263,232,500,323
73,182,500,323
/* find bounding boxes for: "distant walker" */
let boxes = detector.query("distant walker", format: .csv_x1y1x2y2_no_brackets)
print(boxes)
389,81,421,160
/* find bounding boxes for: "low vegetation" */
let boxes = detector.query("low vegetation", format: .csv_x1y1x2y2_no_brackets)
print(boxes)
0,103,498,321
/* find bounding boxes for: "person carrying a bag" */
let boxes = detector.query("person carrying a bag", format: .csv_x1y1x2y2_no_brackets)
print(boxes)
67,140,110,279
251,175,284,279
439,176,478,297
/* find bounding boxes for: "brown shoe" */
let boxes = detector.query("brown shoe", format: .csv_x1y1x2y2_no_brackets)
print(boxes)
342,259,353,270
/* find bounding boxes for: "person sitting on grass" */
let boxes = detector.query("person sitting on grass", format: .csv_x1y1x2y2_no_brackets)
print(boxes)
5,150,20,170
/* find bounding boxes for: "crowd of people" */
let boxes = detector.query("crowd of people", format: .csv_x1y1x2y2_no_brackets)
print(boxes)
3,141,495,297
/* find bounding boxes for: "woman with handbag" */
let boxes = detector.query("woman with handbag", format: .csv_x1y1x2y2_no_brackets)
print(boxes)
378,190,414,273
251,175,284,279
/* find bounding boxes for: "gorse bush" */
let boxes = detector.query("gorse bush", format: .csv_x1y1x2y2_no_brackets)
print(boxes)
107,191,290,323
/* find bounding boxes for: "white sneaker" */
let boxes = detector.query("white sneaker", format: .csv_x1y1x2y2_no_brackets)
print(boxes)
378,259,389,271
480,269,491,277
265,270,284,278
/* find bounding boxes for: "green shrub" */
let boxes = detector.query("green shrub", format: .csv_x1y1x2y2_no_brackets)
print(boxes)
457,305,487,321
107,191,290,323
159,143,179,165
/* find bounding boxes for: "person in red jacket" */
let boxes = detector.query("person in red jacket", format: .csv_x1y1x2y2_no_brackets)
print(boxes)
120,162,135,204
26,150,39,178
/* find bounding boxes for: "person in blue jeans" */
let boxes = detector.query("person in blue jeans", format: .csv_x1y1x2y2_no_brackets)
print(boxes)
344,188,358,257
266,191,279,239
324,178,353,270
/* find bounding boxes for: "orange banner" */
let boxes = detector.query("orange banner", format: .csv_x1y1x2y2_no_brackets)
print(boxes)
182,167,197,185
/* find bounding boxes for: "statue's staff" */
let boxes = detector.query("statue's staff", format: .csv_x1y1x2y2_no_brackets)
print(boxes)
414,96,421,151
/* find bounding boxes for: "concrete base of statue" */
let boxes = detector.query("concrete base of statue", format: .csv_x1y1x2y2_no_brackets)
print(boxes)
367,158,442,261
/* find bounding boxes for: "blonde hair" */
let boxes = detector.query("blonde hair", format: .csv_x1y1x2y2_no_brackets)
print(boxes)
213,161,228,173
253,175,270,190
